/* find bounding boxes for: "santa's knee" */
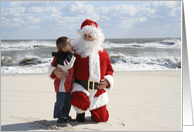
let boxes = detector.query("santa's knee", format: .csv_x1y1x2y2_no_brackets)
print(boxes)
90,105,109,122
70,91,90,111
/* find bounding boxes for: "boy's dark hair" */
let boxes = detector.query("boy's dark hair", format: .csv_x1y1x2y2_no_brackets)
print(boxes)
56,37,69,51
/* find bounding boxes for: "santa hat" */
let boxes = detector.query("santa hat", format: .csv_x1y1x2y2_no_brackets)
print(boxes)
76,19,105,41
80,19,98,29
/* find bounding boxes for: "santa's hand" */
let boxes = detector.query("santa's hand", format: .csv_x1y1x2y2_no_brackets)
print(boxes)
53,67,67,80
97,79,109,89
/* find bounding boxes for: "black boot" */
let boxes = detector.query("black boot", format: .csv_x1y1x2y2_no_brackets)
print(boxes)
76,113,85,122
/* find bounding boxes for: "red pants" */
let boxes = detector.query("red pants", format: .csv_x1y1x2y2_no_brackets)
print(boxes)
70,91,109,122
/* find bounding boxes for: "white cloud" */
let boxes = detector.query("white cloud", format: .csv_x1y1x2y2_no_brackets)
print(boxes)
44,6,58,13
61,1,95,16
164,1,178,8
2,7,25,18
152,1,164,8
90,14,100,21
140,17,147,22
140,1,180,18
70,1,94,14
98,4,138,17
10,1,55,7
24,6,58,15
25,6,44,13
99,6,109,14
169,7,181,17
1,3,61,31
139,5,156,16
120,17,147,29
151,1,178,8
121,5,138,16
25,16,41,24
102,16,110,21
1,1,181,39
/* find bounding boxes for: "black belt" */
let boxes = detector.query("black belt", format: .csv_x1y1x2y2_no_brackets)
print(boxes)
74,79,98,91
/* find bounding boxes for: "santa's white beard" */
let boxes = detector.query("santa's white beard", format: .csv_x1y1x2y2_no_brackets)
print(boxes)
72,36,103,58
72,36,103,82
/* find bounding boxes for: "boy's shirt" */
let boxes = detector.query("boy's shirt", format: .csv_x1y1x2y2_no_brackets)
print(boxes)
52,51,74,67
50,51,76,93
52,51,75,71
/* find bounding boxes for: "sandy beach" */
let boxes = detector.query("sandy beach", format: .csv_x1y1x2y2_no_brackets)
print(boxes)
1,71,181,131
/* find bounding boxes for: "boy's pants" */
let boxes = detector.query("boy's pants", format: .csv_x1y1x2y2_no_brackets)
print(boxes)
54,92,71,119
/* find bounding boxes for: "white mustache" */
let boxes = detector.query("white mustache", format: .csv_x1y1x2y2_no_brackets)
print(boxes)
71,36,103,58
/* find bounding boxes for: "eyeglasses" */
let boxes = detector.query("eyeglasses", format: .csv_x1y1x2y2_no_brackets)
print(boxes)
84,34,93,38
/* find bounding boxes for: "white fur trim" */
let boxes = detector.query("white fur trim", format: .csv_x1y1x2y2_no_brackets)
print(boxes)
73,106,86,114
88,52,100,82
58,70,68,92
104,75,114,91
89,91,108,111
72,83,109,111
57,56,76,72
71,83,90,96
48,56,75,79
48,64,56,79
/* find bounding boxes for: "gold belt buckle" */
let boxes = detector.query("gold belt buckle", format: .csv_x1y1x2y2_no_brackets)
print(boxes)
88,80,95,91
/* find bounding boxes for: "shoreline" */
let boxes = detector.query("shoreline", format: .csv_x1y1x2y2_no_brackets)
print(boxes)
1,69,181,76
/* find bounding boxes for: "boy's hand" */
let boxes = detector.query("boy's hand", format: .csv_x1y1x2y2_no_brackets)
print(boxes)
97,79,109,89
54,68,67,80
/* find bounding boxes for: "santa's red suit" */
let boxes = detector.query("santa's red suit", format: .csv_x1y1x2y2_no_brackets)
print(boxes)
70,19,114,122
49,19,114,122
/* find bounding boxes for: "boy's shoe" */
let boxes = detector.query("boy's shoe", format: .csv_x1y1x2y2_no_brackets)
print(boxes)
57,117,66,124
65,116,76,122
57,116,76,123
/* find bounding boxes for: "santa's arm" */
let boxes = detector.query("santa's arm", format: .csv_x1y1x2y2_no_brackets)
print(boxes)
49,54,75,80
104,54,114,91
49,64,68,80
48,56,65,79
57,55,76,71
48,56,58,79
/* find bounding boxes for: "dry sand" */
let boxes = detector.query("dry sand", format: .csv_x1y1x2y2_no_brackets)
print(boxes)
1,71,181,131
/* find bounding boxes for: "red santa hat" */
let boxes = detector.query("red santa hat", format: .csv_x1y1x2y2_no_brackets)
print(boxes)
80,19,98,29
76,19,105,41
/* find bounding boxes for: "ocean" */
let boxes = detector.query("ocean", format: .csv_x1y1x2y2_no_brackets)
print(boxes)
1,38,181,74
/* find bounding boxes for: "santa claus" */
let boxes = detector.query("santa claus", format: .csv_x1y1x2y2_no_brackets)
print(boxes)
51,19,114,123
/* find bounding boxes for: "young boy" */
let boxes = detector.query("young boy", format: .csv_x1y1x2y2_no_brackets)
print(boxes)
49,36,76,123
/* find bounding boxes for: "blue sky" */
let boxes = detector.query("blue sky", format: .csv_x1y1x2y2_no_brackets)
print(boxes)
1,1,181,39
